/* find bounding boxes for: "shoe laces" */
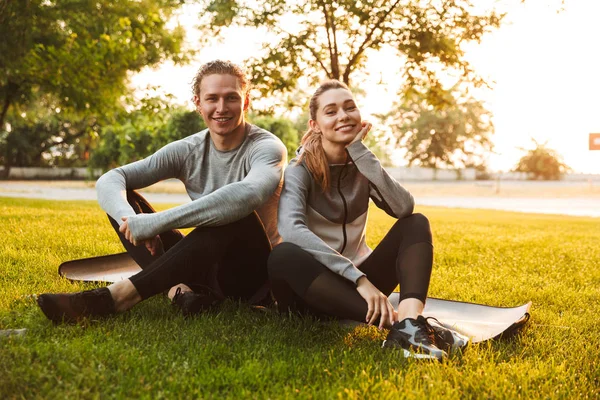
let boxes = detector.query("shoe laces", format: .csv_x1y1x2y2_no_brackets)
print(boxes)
413,316,437,343
74,288,115,315
423,316,446,330
424,315,440,324
423,316,451,342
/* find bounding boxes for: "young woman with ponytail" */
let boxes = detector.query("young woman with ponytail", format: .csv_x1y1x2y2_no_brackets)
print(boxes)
268,80,468,360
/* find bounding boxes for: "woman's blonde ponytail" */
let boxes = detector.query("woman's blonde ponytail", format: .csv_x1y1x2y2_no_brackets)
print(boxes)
298,128,330,190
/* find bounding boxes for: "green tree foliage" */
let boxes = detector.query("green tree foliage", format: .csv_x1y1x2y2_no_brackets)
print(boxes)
89,101,206,172
0,0,189,175
248,114,300,161
514,139,570,180
164,109,207,143
0,106,98,168
198,0,503,107
381,86,494,175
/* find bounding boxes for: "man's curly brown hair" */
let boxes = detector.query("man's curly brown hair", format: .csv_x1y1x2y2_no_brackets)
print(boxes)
191,60,250,100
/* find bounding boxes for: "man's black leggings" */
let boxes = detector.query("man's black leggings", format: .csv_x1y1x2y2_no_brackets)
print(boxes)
108,190,272,302
267,213,433,323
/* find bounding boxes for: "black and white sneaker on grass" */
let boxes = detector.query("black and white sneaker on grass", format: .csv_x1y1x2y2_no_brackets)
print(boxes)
382,315,447,360
425,316,470,353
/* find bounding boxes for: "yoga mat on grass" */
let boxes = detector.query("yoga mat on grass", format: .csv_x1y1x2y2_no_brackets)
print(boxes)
60,253,531,343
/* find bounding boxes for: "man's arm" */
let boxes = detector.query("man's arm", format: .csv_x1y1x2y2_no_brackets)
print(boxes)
96,140,188,226
278,164,365,284
346,141,415,219
125,138,287,241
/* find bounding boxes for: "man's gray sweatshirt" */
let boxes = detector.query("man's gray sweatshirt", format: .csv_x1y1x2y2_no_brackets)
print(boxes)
96,124,287,246
278,141,415,284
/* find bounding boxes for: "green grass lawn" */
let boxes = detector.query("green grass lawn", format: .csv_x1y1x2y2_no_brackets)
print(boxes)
1,197,599,399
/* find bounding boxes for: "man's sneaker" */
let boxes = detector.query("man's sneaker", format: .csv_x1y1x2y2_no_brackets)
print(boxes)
382,315,447,360
171,287,222,317
37,287,115,324
425,316,470,353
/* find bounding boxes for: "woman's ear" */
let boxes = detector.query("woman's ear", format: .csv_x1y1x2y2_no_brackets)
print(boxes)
308,119,320,133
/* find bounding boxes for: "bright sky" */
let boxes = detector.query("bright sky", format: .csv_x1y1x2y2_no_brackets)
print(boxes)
131,0,600,174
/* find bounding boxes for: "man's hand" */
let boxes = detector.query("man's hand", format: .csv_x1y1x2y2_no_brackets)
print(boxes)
348,121,372,147
119,217,163,256
144,235,164,257
356,276,395,329
119,217,138,246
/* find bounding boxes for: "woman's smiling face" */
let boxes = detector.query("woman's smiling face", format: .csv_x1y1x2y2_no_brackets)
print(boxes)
310,88,362,146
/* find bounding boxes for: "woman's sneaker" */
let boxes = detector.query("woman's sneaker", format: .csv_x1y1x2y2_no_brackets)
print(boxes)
425,316,470,353
382,315,447,360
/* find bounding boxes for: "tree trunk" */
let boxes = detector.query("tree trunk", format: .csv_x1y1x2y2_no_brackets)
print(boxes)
0,83,16,179
0,148,10,180
1,166,11,180
0,82,17,131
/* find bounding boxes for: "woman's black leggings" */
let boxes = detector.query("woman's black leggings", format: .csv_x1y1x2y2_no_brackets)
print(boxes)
267,213,433,323
107,190,272,302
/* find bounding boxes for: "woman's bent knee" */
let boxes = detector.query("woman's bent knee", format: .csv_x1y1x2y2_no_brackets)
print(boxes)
407,212,430,228
391,213,432,245
267,242,302,277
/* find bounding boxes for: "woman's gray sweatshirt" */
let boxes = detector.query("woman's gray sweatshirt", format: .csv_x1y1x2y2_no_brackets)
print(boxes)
278,141,415,284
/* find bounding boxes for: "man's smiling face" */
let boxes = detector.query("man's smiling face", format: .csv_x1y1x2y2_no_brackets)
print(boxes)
194,73,249,140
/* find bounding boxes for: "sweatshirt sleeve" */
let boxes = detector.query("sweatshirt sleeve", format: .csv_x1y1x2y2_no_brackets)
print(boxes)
124,138,286,241
346,141,415,219
96,139,188,226
277,163,366,284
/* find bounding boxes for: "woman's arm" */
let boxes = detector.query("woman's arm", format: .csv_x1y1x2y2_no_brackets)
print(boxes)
346,140,415,219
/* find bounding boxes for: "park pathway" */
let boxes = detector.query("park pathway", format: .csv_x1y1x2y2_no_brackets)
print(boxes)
0,181,598,218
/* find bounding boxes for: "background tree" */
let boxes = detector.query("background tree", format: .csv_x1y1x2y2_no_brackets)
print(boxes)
380,85,494,177
514,139,570,180
0,0,189,176
198,0,504,109
163,109,207,143
248,114,300,161
0,104,98,169
88,96,206,172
